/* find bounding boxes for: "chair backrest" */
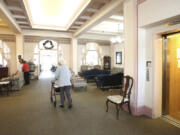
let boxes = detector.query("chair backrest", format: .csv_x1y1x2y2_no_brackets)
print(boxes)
121,75,133,102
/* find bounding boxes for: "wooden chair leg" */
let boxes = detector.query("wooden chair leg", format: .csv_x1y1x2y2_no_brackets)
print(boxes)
106,99,109,112
116,104,120,119
128,102,131,114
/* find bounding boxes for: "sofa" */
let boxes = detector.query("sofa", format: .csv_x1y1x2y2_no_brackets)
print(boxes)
83,69,110,82
111,67,124,74
95,72,123,90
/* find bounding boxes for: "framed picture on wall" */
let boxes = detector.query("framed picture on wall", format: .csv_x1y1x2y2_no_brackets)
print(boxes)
116,52,122,64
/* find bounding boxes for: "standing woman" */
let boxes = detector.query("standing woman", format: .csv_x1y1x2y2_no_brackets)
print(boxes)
20,59,30,85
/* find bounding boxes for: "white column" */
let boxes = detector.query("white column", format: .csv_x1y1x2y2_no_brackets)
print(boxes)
70,38,78,74
16,34,24,69
124,0,138,114
137,28,146,108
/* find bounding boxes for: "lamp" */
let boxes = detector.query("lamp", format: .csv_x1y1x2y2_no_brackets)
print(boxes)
110,23,124,44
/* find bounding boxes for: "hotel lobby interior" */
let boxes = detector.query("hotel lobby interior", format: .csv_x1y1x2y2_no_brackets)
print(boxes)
0,0,180,134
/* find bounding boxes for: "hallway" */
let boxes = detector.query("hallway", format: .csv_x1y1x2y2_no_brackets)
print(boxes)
0,78,179,135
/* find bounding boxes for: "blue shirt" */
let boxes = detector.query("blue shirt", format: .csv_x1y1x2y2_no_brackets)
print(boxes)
55,64,71,87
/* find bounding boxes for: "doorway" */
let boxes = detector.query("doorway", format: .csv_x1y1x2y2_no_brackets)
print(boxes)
35,40,62,79
163,32,180,121
39,50,57,78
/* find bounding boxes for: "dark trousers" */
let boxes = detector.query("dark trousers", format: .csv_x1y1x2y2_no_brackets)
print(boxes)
60,86,72,106
24,72,30,85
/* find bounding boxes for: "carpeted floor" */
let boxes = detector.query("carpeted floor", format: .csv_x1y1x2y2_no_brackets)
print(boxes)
0,77,179,135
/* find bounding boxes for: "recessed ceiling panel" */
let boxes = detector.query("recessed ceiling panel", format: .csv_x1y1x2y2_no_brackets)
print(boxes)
23,0,91,31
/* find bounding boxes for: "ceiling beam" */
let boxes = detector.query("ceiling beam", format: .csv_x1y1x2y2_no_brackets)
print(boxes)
106,18,123,23
0,0,21,33
73,0,124,37
74,21,85,25
86,8,98,13
7,6,23,12
13,15,26,19
20,26,31,29
71,26,81,29
79,15,91,20
94,0,110,4
19,0,32,28
18,22,29,25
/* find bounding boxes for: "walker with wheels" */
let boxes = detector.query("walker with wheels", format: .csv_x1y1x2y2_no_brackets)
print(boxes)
50,81,61,107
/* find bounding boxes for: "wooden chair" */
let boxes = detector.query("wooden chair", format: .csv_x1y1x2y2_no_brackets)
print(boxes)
106,75,133,119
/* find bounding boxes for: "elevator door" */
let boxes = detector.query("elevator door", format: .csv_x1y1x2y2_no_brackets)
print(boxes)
165,33,180,120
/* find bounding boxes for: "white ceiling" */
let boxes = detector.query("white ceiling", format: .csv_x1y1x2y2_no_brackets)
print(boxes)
89,17,123,33
23,0,91,31
0,0,124,44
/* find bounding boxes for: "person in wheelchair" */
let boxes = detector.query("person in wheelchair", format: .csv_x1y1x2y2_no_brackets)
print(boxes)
53,60,72,109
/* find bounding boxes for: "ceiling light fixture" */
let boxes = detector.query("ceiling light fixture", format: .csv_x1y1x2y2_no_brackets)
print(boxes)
23,0,91,31
110,36,124,44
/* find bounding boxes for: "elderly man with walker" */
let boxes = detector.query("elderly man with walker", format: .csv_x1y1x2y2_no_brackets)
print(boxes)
53,60,72,109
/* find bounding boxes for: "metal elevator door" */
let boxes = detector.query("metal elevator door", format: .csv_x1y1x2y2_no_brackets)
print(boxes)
163,32,180,120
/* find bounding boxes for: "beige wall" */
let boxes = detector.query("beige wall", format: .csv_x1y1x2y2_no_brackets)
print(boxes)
61,44,70,68
24,42,38,62
138,0,180,118
139,0,180,27
138,24,180,118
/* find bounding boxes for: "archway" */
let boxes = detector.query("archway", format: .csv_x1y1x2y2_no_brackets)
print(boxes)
34,40,63,79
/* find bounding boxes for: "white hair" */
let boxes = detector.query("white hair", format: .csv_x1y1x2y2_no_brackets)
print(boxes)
58,59,66,65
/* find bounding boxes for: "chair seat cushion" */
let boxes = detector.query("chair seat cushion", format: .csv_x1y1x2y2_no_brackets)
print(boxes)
107,95,128,104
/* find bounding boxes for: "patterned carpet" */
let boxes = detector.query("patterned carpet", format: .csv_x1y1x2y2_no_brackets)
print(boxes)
0,77,179,135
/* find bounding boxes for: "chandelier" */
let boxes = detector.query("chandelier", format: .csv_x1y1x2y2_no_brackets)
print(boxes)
110,36,124,44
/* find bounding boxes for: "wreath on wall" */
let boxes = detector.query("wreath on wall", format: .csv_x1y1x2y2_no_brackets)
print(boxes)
43,40,54,49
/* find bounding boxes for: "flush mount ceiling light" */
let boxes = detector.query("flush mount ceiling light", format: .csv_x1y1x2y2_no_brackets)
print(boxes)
23,0,91,31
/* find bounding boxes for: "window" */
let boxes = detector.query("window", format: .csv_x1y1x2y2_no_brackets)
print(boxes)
0,40,10,67
83,42,100,66
86,50,98,65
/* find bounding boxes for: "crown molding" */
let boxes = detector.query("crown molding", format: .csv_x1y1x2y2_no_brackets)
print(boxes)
24,36,71,44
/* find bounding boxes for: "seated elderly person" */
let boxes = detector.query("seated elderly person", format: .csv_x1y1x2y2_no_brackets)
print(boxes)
52,60,72,109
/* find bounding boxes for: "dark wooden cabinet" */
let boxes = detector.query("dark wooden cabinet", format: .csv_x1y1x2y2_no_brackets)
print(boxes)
103,56,111,70
0,67,8,79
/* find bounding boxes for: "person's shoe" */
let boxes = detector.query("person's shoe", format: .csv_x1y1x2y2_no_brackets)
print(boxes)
68,105,72,109
59,105,64,108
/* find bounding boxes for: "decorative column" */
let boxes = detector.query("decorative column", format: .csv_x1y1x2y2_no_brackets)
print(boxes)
110,43,115,68
123,0,138,115
70,38,78,74
15,34,24,70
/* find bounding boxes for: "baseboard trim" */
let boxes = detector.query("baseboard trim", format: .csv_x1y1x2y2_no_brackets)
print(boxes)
137,106,152,117
122,104,152,118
